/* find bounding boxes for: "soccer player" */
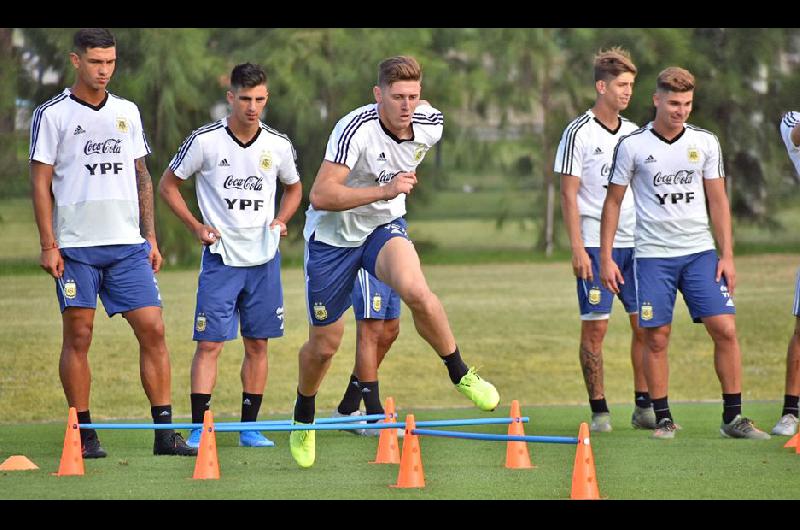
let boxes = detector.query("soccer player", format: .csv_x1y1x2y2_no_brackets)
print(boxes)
555,47,655,432
29,28,196,457
290,56,499,467
599,66,769,440
771,111,800,436
158,63,302,448
333,268,402,436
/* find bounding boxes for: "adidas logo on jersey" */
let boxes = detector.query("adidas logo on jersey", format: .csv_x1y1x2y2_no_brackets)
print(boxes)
377,152,386,163
594,147,603,154
218,158,230,167
73,125,86,135
644,155,657,163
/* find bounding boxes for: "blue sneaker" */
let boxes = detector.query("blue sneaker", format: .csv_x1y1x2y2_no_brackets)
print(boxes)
186,428,202,448
239,430,275,447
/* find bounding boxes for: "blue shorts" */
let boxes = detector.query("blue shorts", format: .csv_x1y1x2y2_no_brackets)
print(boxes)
56,242,161,317
634,249,736,328
193,248,284,341
305,217,410,326
577,247,637,317
352,268,401,320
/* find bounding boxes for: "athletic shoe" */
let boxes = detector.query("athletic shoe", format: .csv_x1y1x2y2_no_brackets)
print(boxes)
153,431,198,456
771,414,799,436
186,428,202,448
631,406,658,430
651,418,679,440
720,415,771,440
289,422,315,468
455,367,500,411
361,420,405,438
331,409,366,436
590,412,612,432
239,430,275,447
81,434,107,459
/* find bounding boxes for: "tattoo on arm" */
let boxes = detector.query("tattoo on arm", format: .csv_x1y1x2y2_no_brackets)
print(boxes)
579,345,604,398
135,158,156,240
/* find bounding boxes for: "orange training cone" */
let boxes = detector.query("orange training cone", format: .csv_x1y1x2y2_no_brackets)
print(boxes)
0,455,39,471
192,410,220,480
56,407,84,476
371,396,401,464
391,414,425,488
784,432,799,450
505,400,533,469
570,422,600,500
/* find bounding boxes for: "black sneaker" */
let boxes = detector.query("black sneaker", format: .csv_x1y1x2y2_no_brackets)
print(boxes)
153,430,198,456
81,434,108,459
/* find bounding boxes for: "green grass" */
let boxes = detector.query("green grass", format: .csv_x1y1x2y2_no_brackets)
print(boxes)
1,402,797,499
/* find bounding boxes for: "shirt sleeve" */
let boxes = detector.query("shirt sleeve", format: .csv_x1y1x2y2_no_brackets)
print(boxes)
169,131,204,180
608,137,634,186
278,139,301,185
554,124,584,178
324,111,367,169
413,104,444,146
29,105,59,165
130,105,151,160
703,134,724,179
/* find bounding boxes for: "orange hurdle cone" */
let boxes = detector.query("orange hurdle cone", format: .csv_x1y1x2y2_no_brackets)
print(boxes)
391,414,425,488
192,410,220,480
784,432,800,451
505,400,533,469
0,455,39,471
570,422,600,500
371,396,401,464
56,407,84,476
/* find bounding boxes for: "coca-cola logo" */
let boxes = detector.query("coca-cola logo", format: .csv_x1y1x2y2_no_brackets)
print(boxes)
84,139,122,155
653,169,694,187
601,163,611,177
375,170,399,184
223,175,263,191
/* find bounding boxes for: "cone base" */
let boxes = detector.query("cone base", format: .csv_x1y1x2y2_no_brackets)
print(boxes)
0,455,39,471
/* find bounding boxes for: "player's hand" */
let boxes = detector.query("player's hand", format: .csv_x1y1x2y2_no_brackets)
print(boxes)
270,218,288,237
600,257,623,295
145,237,163,273
571,248,593,281
716,254,736,296
384,171,417,199
193,224,221,246
40,247,64,279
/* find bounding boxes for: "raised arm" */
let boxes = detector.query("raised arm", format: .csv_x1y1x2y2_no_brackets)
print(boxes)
308,160,417,212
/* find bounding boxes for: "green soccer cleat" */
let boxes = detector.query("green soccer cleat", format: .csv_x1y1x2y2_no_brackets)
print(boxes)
720,415,771,440
590,412,613,432
631,406,657,430
289,422,316,468
455,367,500,411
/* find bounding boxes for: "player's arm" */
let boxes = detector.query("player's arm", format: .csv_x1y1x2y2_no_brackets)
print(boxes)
308,160,416,212
705,177,736,295
791,123,800,148
157,168,220,245
30,160,63,278
599,183,627,294
560,174,592,280
270,181,302,236
135,156,163,273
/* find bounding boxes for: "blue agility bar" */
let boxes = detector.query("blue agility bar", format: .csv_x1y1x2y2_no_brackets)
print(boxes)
411,428,578,445
78,413,390,431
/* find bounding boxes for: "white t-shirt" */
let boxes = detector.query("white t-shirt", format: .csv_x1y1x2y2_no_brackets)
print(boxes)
554,109,638,247
29,88,150,248
609,122,723,258
780,111,800,176
169,117,300,267
303,103,444,247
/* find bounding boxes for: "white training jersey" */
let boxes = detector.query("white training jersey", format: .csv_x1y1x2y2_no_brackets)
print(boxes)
554,109,638,247
780,111,800,176
303,103,444,247
29,88,150,248
609,122,724,258
169,117,300,267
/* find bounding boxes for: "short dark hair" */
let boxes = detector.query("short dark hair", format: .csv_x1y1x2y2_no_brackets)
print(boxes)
657,67,695,93
73,28,115,54
593,47,637,82
230,63,268,91
377,56,421,88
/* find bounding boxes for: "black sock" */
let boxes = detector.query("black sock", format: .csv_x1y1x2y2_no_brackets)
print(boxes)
443,346,469,384
360,381,384,422
77,410,96,443
152,405,174,441
294,389,316,424
241,393,263,423
589,398,609,414
722,393,742,424
635,391,652,409
652,396,672,423
783,394,800,418
338,374,362,414
191,393,211,424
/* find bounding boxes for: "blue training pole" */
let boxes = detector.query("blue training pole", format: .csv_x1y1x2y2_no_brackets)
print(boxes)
411,428,578,445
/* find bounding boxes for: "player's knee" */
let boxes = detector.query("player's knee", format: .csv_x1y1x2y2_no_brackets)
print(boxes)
63,323,93,353
709,321,738,344
195,341,224,361
646,332,670,355
401,284,435,313
382,322,400,348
